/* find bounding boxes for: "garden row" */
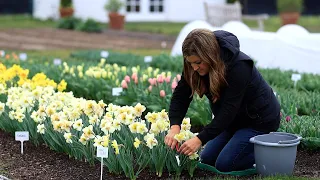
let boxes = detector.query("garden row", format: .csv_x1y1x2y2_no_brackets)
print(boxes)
1,51,320,149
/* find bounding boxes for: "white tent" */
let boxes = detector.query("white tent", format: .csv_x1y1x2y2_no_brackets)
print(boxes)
171,20,320,75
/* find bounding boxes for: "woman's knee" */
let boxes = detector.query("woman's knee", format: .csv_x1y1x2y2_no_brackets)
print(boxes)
215,157,234,172
200,148,216,165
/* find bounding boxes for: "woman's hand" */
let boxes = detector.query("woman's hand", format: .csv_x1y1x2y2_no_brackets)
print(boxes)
178,136,202,156
165,125,180,150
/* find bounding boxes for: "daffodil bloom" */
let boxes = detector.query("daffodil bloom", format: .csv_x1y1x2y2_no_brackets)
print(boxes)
0,102,4,115
50,113,60,121
159,109,169,120
63,132,73,143
145,112,159,124
79,134,88,145
133,103,146,117
174,132,186,143
101,135,110,147
73,119,83,131
94,136,103,147
189,153,199,160
45,106,56,117
82,125,95,139
89,115,99,125
0,84,7,94
136,122,148,135
36,124,46,134
111,140,120,155
101,120,116,134
60,120,73,132
134,137,141,149
144,133,158,149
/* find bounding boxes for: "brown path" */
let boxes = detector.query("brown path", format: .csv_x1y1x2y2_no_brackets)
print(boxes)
0,28,176,51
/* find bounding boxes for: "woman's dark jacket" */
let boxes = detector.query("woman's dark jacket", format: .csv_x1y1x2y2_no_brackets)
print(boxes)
169,30,281,145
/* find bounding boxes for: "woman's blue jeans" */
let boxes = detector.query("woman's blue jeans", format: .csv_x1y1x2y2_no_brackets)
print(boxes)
200,128,264,172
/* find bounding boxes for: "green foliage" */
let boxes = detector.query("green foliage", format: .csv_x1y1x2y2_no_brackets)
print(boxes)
104,0,124,13
75,18,103,33
277,0,304,13
56,17,81,30
150,54,183,73
60,0,73,8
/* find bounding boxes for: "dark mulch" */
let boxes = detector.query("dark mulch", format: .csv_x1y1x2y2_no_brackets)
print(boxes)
0,130,319,180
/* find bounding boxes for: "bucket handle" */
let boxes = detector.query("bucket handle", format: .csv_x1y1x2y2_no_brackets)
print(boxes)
270,132,303,144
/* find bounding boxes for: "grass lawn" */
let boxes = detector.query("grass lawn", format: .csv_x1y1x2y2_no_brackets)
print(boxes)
0,15,319,36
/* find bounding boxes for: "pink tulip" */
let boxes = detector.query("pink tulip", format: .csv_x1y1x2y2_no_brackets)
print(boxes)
160,90,166,97
131,73,137,80
134,78,138,84
165,76,171,83
157,75,164,83
148,85,152,92
121,80,128,89
148,78,157,86
171,81,178,89
124,75,130,83
176,74,181,81
285,116,291,122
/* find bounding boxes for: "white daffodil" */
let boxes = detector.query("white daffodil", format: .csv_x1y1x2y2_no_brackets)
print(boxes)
36,124,46,134
0,102,5,115
73,119,83,131
145,112,159,124
136,122,148,135
133,103,146,117
144,133,158,149
189,152,199,160
63,132,73,143
82,125,95,139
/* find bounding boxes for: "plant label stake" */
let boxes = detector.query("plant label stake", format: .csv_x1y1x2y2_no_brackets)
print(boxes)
53,58,62,66
291,73,301,88
144,56,153,63
97,146,108,180
112,87,123,96
0,50,5,57
15,131,29,154
19,53,27,61
175,155,180,166
175,144,180,166
100,51,109,58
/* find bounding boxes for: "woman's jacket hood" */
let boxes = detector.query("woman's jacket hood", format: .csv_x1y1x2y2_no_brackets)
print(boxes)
213,30,251,67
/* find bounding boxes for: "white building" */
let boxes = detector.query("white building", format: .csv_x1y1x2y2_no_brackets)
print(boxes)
33,0,225,22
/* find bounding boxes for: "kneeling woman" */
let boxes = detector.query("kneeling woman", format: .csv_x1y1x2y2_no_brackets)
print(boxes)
164,28,280,172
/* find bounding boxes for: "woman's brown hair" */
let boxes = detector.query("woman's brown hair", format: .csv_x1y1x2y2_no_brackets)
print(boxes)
182,28,227,101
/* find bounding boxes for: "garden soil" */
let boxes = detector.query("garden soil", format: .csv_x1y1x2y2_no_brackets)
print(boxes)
0,28,176,51
0,130,319,180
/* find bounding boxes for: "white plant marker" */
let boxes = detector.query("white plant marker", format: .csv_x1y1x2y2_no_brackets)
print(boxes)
100,51,109,58
53,58,62,66
97,146,108,180
0,50,5,57
144,56,153,63
112,87,123,96
291,73,301,88
15,131,29,154
175,155,180,166
19,53,27,61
